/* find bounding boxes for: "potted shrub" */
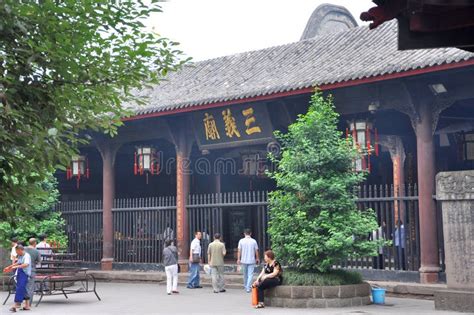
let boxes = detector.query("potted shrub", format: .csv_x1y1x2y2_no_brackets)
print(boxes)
266,91,381,308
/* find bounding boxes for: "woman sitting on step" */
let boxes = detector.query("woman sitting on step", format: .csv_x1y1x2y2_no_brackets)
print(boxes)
252,250,283,309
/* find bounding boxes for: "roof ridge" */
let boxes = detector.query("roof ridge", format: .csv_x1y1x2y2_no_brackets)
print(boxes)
125,20,474,118
187,23,375,66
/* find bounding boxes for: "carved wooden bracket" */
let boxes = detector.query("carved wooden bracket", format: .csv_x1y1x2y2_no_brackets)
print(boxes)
95,139,122,165
431,96,456,135
396,81,455,135
168,116,194,158
378,135,406,163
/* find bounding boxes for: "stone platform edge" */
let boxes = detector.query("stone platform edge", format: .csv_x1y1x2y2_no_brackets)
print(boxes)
434,289,474,313
264,282,371,308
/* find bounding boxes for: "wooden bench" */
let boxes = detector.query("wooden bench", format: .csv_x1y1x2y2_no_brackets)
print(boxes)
2,251,101,307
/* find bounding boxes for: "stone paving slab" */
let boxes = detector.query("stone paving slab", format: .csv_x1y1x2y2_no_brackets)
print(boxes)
0,282,462,315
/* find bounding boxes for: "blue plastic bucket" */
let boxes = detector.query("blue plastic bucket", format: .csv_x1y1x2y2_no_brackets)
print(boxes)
371,288,386,304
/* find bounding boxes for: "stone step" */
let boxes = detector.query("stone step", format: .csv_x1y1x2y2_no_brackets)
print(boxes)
88,270,250,290
89,270,250,285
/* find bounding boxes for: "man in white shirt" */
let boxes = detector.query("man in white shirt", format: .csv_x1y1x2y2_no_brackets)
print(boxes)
187,231,203,289
36,234,53,262
237,229,260,293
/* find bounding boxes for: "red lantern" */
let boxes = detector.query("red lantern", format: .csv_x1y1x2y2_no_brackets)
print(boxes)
66,155,89,189
347,119,379,172
134,146,160,184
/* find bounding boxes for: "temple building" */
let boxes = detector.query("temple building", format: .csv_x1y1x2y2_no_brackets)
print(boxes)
56,5,474,283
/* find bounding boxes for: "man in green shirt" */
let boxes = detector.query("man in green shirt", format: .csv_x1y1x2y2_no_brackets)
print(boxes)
207,233,226,293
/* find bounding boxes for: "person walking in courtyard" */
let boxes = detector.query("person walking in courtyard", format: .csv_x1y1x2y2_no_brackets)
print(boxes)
163,239,179,295
9,244,32,312
253,250,283,309
187,231,203,289
207,233,226,293
237,228,259,292
24,238,41,308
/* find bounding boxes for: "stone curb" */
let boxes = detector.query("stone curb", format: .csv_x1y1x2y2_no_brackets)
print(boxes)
367,280,447,296
265,283,372,308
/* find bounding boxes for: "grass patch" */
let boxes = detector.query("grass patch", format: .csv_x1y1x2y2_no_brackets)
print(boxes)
282,269,363,286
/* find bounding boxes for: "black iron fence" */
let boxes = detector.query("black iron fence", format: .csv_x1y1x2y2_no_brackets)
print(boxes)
57,185,444,271
343,185,422,271
61,200,103,262
187,191,269,263
59,197,176,264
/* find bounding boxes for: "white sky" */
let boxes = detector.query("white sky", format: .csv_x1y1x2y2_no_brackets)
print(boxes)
147,0,374,61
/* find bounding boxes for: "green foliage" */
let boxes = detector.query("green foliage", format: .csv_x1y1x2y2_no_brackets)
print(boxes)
268,91,380,273
282,269,363,286
0,175,67,248
0,1,187,221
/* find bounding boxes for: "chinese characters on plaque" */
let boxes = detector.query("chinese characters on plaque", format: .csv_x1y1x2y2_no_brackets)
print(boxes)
194,103,274,150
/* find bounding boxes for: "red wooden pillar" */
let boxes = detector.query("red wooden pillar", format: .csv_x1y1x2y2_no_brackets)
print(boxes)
392,151,406,220
415,103,440,283
380,135,406,220
175,131,192,267
97,141,120,271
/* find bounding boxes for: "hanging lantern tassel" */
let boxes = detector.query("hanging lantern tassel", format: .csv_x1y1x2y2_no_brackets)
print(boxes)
155,160,160,175
366,124,371,152
66,167,71,180
139,153,142,175
146,172,149,185
375,128,379,156
86,157,90,179
134,152,138,175
368,154,372,172
76,171,81,189
352,122,358,147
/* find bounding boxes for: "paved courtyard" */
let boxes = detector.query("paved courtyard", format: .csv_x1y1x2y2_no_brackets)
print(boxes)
0,282,461,315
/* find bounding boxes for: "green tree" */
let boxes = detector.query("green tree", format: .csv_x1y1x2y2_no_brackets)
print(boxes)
0,1,187,221
268,91,379,273
0,175,67,248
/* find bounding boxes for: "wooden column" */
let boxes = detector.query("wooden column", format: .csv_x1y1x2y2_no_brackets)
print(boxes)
96,141,120,271
380,135,406,220
415,103,440,283
175,129,192,266
392,153,406,220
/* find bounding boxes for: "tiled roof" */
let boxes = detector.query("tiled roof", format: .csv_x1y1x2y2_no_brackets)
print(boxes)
128,21,474,116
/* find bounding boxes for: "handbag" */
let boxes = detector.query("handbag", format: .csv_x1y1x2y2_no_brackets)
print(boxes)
251,286,259,306
192,253,200,263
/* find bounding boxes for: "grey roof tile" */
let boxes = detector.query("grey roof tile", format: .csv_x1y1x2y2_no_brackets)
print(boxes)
127,21,474,116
